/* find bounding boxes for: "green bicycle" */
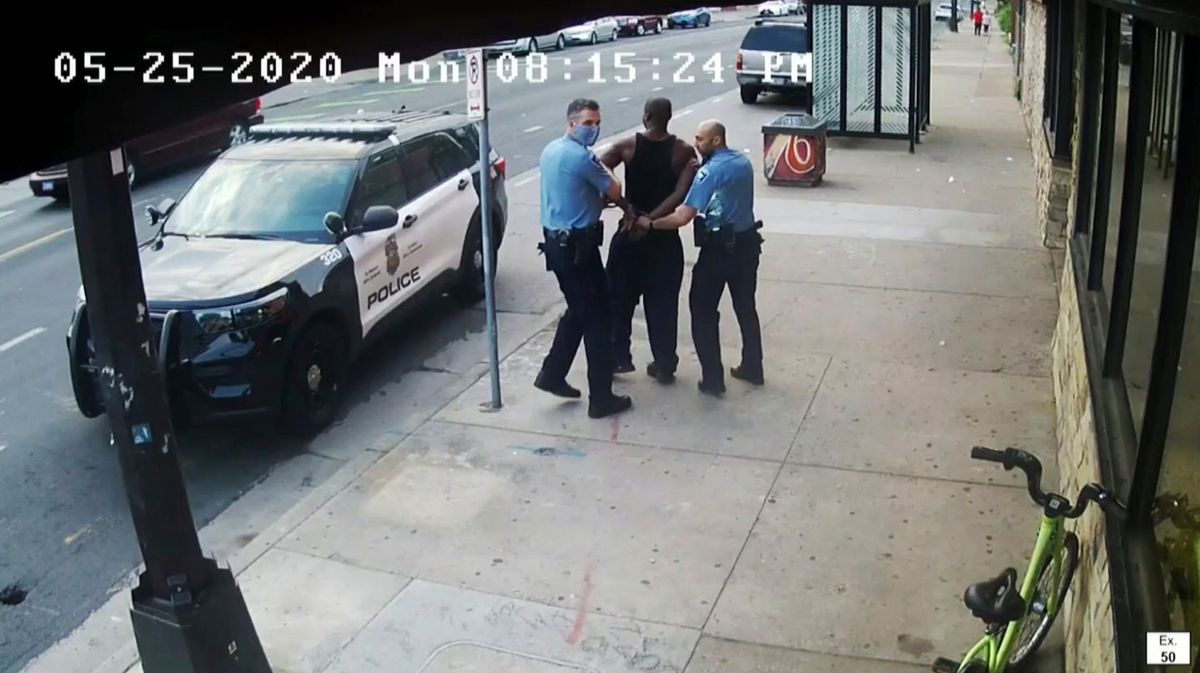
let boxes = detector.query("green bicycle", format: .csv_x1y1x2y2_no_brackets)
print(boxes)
933,446,1127,673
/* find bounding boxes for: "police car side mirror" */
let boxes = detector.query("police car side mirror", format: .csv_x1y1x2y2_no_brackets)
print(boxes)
324,212,348,238
146,197,177,226
361,205,399,233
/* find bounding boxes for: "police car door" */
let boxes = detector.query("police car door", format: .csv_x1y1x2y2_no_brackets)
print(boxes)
396,132,480,282
342,147,421,338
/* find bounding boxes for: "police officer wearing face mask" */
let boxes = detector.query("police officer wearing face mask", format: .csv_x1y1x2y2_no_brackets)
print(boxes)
534,98,635,418
632,120,763,397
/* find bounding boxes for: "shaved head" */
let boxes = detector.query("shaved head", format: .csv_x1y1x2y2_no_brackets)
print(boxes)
694,119,727,158
698,120,726,140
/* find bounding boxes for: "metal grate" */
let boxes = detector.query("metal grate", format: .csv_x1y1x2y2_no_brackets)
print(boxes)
880,7,913,135
845,5,878,133
812,4,843,130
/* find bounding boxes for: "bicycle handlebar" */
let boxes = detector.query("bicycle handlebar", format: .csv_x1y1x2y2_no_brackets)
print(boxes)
970,446,1128,520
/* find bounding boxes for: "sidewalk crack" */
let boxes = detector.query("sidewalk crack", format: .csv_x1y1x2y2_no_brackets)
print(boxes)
683,357,833,671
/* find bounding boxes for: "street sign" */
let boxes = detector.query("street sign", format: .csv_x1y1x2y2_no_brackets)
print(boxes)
466,49,486,121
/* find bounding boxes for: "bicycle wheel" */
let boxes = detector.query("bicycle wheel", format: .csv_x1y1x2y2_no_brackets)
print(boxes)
1007,532,1079,670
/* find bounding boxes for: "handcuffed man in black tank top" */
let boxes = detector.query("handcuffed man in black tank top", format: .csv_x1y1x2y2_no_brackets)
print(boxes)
599,98,699,384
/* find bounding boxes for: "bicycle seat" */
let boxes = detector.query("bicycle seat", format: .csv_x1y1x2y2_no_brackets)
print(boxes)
964,568,1026,623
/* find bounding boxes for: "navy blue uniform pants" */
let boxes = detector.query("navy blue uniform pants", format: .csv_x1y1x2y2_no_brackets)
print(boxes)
606,230,685,374
540,232,614,400
689,232,764,386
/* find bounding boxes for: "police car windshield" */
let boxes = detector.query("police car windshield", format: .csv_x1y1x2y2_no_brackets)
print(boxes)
164,159,357,243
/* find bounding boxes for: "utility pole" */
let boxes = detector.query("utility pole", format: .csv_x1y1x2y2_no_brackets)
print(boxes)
466,47,503,410
67,149,271,673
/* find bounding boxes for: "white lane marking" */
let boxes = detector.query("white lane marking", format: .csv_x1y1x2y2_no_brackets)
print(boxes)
313,99,380,108
430,99,466,111
676,109,695,117
711,97,723,103
133,194,164,208
523,125,544,133
64,525,93,546
513,170,541,187
377,87,427,95
0,210,14,220
0,444,6,454
618,96,631,102
0,327,46,353
268,112,325,122
0,228,72,265
652,86,664,91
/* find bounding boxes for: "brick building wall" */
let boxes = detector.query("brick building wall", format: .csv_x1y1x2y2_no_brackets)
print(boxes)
1030,0,1119,669
1018,0,1073,248
1051,251,1118,673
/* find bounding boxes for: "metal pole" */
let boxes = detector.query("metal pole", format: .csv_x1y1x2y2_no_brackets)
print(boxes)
477,80,502,410
67,149,270,673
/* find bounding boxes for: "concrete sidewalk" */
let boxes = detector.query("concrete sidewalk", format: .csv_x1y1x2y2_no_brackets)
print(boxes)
26,28,1068,673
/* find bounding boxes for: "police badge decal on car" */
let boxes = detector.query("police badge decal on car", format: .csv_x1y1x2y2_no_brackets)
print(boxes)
385,233,401,275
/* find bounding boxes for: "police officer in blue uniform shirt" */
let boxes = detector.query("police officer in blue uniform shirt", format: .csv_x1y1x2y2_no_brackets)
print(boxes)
633,120,763,397
534,98,635,418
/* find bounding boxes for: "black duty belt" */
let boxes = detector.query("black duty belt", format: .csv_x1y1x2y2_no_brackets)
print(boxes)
539,221,604,265
694,219,764,250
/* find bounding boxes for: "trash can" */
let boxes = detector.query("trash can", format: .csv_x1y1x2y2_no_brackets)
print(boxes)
762,113,827,188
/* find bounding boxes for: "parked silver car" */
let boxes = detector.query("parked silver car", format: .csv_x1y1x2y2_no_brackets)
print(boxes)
487,29,569,55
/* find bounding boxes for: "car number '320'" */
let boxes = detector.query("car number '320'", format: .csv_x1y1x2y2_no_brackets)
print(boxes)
320,248,344,265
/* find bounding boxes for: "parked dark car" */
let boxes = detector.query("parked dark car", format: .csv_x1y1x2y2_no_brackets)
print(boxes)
30,97,264,201
616,15,664,36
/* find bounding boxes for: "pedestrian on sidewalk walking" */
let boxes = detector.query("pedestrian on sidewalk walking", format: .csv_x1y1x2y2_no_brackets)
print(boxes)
533,98,635,419
983,7,992,33
973,7,984,34
632,120,764,397
599,98,699,385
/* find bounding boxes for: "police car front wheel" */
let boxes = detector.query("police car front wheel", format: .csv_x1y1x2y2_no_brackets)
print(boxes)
280,321,347,437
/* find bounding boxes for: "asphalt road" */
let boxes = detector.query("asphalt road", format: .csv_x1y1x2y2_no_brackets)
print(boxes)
0,16,764,673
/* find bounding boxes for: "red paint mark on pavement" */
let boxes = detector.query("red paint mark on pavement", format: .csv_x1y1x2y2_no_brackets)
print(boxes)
567,566,594,645
610,417,620,444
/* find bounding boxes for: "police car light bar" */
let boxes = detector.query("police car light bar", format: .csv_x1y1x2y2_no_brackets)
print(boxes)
247,123,397,141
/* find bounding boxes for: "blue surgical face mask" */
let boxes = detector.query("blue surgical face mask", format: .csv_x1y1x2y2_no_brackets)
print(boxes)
572,123,600,147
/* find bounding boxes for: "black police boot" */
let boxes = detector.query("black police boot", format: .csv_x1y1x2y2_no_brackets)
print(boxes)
588,394,633,418
731,366,765,386
613,359,636,375
534,371,581,399
646,362,676,384
697,379,726,397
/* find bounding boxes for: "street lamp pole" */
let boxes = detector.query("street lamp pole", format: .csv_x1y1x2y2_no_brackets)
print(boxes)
67,149,271,673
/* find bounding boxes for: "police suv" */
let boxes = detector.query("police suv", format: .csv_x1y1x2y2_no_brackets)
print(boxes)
67,111,508,435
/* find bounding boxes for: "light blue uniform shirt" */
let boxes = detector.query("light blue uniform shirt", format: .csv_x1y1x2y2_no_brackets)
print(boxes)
539,134,613,231
683,147,756,233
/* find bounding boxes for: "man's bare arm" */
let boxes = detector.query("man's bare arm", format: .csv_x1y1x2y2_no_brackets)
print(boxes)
639,204,698,231
599,137,634,170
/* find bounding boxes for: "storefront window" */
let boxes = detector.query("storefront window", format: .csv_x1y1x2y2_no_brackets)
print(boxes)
1102,15,1133,300
1153,209,1200,661
1123,30,1180,437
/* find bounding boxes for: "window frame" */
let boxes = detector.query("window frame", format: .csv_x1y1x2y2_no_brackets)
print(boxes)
1065,5,1200,669
1043,0,1077,160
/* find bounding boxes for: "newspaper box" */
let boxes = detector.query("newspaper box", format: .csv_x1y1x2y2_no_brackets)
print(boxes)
762,113,827,187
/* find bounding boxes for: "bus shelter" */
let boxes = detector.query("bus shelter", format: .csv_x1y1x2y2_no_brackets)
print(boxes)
807,0,932,152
